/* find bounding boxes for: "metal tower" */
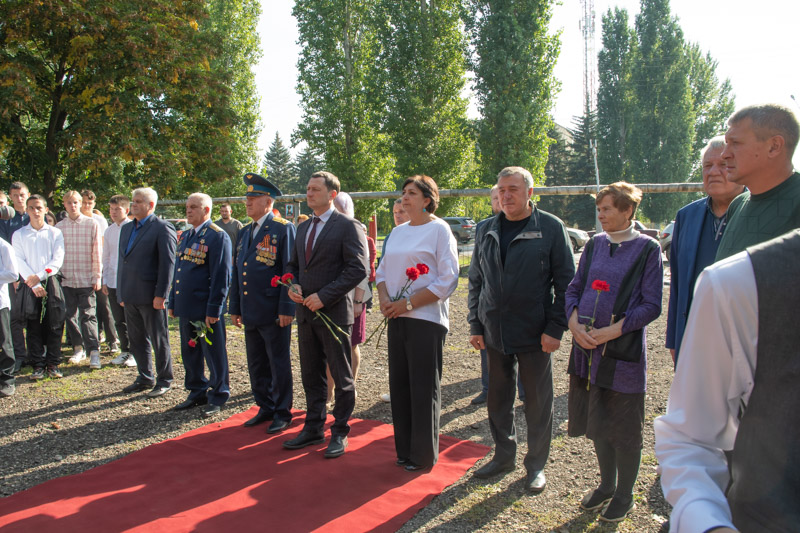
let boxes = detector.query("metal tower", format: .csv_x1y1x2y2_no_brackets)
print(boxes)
579,0,597,113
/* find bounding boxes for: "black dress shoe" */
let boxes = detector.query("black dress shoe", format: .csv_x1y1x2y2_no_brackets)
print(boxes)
266,418,291,434
404,462,431,472
122,381,153,393
283,430,325,450
146,385,171,398
324,435,348,458
173,397,208,410
396,457,410,467
243,409,273,427
201,404,221,418
473,459,516,479
525,470,546,493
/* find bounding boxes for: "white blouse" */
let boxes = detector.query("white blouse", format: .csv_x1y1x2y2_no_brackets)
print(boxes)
375,217,459,330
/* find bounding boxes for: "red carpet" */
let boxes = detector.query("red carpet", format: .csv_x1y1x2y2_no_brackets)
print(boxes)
0,408,489,532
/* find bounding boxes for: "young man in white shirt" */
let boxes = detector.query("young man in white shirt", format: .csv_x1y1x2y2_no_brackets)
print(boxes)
11,195,65,381
0,219,20,396
102,195,135,367
56,191,102,369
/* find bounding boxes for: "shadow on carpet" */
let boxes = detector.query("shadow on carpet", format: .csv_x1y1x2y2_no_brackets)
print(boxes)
0,407,489,532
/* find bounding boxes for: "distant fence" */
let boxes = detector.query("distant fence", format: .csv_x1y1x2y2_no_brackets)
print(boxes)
158,182,706,207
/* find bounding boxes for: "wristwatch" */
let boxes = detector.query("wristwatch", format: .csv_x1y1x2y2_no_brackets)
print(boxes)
406,298,413,311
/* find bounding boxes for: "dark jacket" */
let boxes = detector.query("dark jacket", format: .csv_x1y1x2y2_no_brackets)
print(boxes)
168,220,232,320
117,215,177,306
468,203,575,354
286,209,368,327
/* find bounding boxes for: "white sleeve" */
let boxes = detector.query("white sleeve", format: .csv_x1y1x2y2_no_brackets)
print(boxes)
12,232,36,284
40,229,65,280
425,224,459,301
654,252,758,533
102,225,112,285
0,240,19,285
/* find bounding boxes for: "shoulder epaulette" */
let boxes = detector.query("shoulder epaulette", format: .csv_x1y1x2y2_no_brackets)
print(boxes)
273,216,289,225
208,223,223,233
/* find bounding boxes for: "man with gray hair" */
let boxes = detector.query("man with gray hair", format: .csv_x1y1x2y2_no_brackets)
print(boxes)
468,166,575,492
715,103,800,260
169,193,232,417
118,187,177,397
665,136,744,364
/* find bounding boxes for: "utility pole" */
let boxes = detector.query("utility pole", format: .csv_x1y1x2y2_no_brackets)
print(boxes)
580,0,601,232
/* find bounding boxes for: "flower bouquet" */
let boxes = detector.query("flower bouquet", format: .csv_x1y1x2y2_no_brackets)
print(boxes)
366,263,429,346
271,272,349,344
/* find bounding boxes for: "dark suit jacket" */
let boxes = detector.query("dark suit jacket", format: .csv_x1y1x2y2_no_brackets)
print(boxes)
665,197,708,355
286,209,368,327
117,215,177,306
229,213,296,326
168,220,232,320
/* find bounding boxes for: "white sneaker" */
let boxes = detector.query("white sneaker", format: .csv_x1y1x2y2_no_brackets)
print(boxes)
89,350,101,369
124,354,137,367
69,349,86,364
380,393,391,403
111,351,129,365
109,342,121,354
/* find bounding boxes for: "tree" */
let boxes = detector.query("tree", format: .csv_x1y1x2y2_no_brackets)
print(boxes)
596,7,635,183
291,145,324,193
373,0,475,210
465,0,561,185
0,0,261,199
263,132,293,191
293,0,395,219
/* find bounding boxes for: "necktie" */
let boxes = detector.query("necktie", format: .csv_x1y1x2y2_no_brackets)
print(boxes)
305,217,320,260
184,228,195,242
251,222,259,243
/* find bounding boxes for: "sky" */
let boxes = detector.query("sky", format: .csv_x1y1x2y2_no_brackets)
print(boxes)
254,1,800,167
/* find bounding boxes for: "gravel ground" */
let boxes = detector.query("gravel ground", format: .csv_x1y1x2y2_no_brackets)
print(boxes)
0,256,674,532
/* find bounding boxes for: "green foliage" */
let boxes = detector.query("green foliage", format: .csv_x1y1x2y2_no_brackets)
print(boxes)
596,0,735,224
293,0,395,221
291,145,324,193
0,0,261,201
372,0,476,216
465,0,561,185
263,132,295,192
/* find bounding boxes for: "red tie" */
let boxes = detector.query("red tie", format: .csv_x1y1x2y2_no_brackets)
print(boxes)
305,217,320,260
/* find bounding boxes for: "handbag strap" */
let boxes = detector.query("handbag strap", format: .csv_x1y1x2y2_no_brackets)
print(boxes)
611,238,659,318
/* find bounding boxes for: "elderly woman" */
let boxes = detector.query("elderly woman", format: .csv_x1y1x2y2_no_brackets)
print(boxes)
375,175,459,471
565,182,662,522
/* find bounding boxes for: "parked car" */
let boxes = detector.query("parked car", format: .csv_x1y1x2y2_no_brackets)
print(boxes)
660,221,674,258
442,216,476,243
566,227,590,252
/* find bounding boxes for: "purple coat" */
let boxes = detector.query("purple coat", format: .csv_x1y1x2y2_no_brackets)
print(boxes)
565,234,663,393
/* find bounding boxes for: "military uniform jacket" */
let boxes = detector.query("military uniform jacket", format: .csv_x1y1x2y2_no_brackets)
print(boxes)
229,213,296,326
168,220,232,320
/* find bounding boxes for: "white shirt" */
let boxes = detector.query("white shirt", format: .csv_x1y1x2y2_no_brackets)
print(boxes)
305,206,335,252
654,250,758,533
375,217,459,330
12,223,65,292
102,219,130,288
92,213,109,234
0,239,19,310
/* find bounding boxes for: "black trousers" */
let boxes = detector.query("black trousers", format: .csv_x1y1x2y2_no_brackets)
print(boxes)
8,282,25,361
297,318,354,437
0,308,15,386
245,321,293,422
106,288,129,352
486,345,553,474
388,317,447,468
95,288,118,345
124,303,173,387
178,316,229,406
26,300,65,368
63,286,99,352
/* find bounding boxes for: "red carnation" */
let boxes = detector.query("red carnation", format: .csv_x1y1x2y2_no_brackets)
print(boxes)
271,276,280,287
188,339,197,348
591,280,610,292
406,267,420,281
281,273,294,284
416,263,429,275
45,268,53,274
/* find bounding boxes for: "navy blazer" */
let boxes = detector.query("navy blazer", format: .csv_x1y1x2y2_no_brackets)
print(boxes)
665,197,708,356
168,220,232,320
117,215,177,306
286,209,368,327
229,213,296,326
